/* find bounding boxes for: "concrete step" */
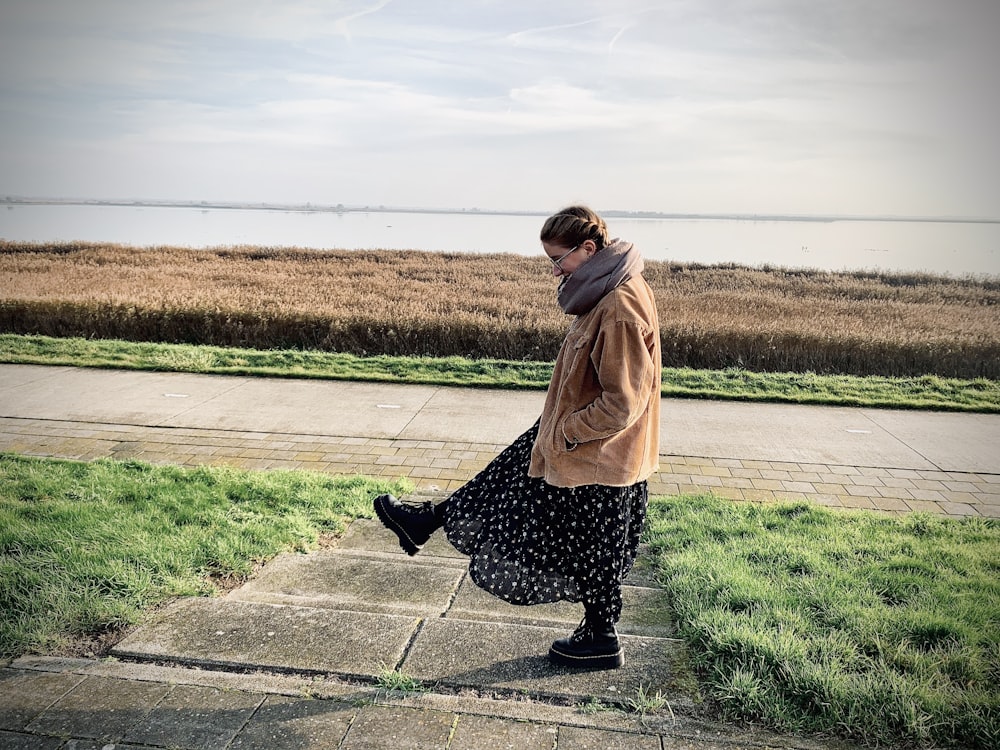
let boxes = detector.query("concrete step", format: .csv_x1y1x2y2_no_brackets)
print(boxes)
227,549,468,618
111,598,418,679
445,577,674,637
111,597,689,706
401,618,689,707
229,544,674,637
112,516,692,708
337,516,466,559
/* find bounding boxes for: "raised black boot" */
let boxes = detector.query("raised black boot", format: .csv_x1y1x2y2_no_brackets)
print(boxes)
549,616,624,670
373,494,442,556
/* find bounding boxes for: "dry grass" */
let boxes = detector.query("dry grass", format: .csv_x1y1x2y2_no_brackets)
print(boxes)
2,241,997,378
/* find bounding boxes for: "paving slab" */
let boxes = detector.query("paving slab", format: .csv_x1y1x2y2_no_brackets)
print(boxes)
401,618,685,704
55,741,150,750
558,725,663,749
0,669,86,731
340,704,455,750
10,655,369,703
228,550,466,617
862,409,1000,473
656,737,754,750
446,578,675,637
123,682,264,749
0,363,73,390
229,695,358,750
449,714,558,749
24,674,169,743
111,598,419,677
339,517,467,560
0,730,64,750
162,378,440,438
0,366,251,425
399,387,544,444
663,399,941,469
444,577,589,629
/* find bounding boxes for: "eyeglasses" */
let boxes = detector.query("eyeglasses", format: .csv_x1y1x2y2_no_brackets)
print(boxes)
548,245,579,273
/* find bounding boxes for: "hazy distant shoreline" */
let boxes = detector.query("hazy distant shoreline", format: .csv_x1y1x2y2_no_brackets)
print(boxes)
3,196,998,225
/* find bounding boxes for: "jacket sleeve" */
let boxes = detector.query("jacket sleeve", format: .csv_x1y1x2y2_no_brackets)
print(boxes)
561,319,656,445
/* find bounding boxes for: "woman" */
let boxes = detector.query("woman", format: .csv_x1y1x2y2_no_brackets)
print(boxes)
375,205,660,670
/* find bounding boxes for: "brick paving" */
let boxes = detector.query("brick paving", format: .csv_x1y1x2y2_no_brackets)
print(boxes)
3,416,997,519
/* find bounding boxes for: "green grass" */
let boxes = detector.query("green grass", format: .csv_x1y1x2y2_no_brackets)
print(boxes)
625,684,672,716
0,453,411,658
375,668,427,695
2,334,998,412
645,495,1000,749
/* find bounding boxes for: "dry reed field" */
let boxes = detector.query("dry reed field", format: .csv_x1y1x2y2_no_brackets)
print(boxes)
1,241,998,378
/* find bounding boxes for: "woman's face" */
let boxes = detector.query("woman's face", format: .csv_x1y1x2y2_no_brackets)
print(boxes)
543,240,595,277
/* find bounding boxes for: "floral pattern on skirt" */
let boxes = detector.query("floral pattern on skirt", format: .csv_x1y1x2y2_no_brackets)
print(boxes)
443,421,647,624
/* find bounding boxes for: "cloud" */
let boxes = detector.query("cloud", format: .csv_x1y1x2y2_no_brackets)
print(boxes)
0,0,997,216
332,0,394,41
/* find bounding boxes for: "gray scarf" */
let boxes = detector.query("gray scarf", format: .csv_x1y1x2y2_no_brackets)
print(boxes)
557,239,644,315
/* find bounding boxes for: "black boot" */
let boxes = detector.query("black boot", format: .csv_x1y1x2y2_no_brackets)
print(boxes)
549,616,624,670
373,494,441,556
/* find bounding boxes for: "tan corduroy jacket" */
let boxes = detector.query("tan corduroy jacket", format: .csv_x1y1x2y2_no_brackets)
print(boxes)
528,275,661,488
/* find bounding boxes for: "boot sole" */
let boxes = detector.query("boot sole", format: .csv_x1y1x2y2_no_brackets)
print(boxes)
373,494,422,556
548,645,625,670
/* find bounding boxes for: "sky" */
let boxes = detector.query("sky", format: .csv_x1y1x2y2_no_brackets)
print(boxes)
1,0,998,218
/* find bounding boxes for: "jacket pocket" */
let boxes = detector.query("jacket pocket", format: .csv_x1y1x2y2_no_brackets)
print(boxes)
555,414,578,452
566,333,592,374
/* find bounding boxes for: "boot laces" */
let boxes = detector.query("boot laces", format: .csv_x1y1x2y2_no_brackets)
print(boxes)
570,617,593,643
399,499,433,515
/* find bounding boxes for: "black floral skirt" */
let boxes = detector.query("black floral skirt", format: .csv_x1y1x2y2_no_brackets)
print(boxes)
443,422,647,624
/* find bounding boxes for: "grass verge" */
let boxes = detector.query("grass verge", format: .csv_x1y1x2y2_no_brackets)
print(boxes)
0,453,410,658
2,334,998,412
645,495,1000,749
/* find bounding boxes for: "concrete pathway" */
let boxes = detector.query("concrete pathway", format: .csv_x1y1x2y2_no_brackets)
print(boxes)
1,364,998,517
2,363,999,748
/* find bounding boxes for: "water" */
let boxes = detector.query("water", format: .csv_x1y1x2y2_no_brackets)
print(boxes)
3,202,999,277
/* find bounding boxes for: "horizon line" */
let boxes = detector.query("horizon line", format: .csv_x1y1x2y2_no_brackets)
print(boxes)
2,195,999,225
